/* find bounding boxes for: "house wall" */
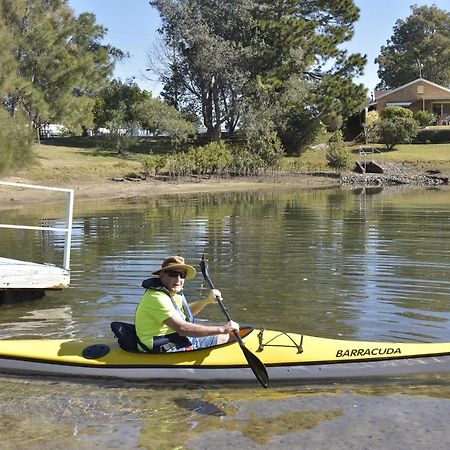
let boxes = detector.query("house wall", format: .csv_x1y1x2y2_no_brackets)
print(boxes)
376,80,450,114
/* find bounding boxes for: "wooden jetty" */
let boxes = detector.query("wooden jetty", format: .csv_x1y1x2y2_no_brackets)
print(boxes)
0,182,73,298
0,258,70,289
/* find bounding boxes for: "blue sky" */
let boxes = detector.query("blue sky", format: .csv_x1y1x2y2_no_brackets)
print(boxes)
70,0,449,97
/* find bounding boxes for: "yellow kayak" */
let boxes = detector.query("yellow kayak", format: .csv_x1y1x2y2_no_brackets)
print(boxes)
0,327,449,383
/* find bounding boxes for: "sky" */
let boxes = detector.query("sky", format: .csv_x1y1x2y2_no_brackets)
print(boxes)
70,0,450,97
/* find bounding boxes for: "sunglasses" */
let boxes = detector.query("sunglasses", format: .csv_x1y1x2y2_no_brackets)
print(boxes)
165,270,187,279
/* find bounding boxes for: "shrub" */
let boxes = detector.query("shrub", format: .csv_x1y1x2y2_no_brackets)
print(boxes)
242,94,285,165
414,110,437,127
166,151,195,177
245,129,284,170
381,106,413,119
365,110,379,125
142,155,167,176
277,109,325,156
191,142,233,175
326,130,352,172
230,146,266,175
415,128,450,144
166,142,233,176
372,117,420,150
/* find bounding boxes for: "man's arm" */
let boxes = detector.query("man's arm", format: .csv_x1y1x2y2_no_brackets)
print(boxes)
189,289,220,316
164,314,237,338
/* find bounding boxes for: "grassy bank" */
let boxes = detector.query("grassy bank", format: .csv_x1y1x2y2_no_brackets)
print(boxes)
5,136,450,185
285,142,450,174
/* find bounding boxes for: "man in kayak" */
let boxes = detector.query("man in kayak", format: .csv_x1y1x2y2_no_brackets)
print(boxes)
135,255,239,352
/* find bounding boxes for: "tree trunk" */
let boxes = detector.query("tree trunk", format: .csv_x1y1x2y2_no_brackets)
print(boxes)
212,88,221,142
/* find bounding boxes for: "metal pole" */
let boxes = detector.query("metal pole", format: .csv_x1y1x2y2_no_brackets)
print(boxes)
63,189,74,271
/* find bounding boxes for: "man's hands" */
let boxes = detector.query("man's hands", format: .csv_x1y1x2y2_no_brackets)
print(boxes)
224,320,240,334
206,288,221,305
206,290,239,334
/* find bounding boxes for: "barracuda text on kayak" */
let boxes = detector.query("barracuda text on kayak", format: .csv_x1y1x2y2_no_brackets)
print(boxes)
336,347,401,358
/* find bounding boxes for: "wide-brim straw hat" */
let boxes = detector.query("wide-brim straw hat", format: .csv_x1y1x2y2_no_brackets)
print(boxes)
152,255,196,280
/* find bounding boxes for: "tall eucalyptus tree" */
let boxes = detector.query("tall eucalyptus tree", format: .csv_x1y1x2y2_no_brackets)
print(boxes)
150,0,367,151
150,0,256,141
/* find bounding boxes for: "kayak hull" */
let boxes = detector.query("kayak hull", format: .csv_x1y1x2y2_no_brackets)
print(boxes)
1,328,449,383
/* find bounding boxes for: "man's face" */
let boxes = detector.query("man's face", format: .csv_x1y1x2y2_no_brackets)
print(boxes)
160,269,187,293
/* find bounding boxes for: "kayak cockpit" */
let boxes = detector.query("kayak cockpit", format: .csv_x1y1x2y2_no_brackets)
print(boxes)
109,321,256,355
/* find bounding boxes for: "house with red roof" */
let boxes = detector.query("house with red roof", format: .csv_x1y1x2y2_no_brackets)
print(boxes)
369,78,450,124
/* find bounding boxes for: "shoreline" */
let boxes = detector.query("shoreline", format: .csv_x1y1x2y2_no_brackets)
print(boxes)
0,173,340,210
1,165,449,212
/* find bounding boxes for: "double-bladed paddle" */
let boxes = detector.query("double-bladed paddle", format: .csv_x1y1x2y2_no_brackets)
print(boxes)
200,255,269,388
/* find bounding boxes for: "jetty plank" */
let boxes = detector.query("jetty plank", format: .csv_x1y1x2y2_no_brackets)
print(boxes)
0,257,69,289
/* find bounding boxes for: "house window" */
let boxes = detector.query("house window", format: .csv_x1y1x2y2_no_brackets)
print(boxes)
417,85,424,94
432,103,450,124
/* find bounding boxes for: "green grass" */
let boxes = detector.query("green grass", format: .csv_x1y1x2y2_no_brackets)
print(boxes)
282,142,450,174
23,144,144,183
355,143,450,173
16,135,450,183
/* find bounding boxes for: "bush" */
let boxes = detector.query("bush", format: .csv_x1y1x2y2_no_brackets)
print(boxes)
415,128,450,144
366,110,379,125
192,142,233,175
326,130,352,171
164,141,280,177
381,106,413,119
414,110,437,127
370,117,420,150
229,146,266,175
166,142,233,176
142,155,167,176
245,129,284,170
277,108,325,156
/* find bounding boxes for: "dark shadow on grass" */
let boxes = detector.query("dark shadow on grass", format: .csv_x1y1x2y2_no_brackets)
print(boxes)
41,135,178,156
41,133,245,157
41,136,99,149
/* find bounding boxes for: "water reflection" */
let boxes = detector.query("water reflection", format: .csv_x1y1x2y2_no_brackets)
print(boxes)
1,187,449,343
1,185,450,449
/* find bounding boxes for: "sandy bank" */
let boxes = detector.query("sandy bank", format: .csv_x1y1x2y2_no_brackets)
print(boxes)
0,174,339,210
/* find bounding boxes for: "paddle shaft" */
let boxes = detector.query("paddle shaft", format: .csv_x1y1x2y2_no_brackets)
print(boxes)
202,267,245,346
200,256,269,388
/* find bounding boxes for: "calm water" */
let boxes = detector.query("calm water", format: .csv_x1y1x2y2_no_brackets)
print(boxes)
1,185,450,449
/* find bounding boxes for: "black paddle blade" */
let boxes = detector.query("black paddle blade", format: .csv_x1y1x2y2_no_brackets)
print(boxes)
241,343,269,388
200,254,269,388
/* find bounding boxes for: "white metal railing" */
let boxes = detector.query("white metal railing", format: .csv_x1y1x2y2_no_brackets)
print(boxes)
0,182,74,270
359,147,384,169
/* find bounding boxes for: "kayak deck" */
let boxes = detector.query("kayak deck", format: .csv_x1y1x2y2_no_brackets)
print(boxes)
0,328,449,382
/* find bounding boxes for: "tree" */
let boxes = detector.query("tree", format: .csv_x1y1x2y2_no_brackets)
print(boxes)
1,0,126,138
0,7,15,93
253,1,367,154
93,79,195,153
150,0,367,154
0,10,32,174
375,5,450,89
150,0,255,142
